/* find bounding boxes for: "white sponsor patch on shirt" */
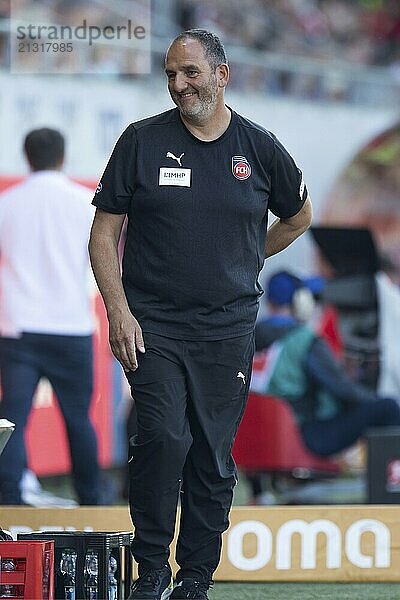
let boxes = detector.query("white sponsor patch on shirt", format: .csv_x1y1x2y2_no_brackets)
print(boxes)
159,167,191,187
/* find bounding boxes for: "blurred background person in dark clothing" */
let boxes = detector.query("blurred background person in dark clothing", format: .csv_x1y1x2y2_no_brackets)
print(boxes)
251,270,400,458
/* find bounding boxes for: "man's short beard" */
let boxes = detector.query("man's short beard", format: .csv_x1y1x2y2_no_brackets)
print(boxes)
180,95,217,121
178,77,218,122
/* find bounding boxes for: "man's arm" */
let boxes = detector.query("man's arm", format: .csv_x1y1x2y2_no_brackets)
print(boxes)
265,196,312,258
88,208,144,372
306,337,377,403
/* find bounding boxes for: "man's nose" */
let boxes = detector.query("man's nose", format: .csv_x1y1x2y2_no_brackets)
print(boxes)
172,73,189,92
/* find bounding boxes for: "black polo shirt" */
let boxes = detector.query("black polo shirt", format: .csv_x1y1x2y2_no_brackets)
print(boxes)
93,108,307,340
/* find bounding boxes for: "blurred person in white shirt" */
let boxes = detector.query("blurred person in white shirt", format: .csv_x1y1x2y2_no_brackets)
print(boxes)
0,127,100,505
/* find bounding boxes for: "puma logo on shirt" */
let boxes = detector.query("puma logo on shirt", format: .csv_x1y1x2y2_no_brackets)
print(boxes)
237,371,246,384
166,151,184,167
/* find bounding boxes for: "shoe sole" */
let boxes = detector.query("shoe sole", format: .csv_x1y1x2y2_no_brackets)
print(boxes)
128,595,172,600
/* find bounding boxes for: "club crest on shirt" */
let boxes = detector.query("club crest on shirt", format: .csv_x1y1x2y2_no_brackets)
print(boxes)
95,181,102,194
232,156,251,180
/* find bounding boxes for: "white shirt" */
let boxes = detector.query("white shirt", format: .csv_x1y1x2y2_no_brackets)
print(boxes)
0,171,95,336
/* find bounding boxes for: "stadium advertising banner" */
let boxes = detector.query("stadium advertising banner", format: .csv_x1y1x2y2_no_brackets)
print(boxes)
1,505,400,582
222,506,396,582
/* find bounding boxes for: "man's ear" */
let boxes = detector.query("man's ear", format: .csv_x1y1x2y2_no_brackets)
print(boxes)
216,63,229,88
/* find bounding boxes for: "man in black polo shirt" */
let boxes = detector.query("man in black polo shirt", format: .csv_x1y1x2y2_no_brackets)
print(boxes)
89,29,312,600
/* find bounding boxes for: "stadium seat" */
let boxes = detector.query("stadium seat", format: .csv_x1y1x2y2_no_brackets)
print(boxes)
233,392,340,477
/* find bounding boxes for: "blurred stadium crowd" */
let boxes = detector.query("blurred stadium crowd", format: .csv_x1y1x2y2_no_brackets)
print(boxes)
175,0,400,103
0,0,399,105
177,0,400,68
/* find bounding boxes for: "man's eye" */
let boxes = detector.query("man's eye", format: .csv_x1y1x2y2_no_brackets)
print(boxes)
187,71,198,77
167,73,175,80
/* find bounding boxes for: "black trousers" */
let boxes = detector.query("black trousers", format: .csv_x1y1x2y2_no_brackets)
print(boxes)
0,333,100,505
126,331,254,582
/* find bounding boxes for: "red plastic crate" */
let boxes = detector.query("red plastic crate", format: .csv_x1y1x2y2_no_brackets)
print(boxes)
0,541,54,599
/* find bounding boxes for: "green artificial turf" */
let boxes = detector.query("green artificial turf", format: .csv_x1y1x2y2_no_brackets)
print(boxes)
210,583,400,600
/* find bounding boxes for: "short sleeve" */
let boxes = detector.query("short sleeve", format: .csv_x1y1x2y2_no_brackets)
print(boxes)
268,135,308,219
92,124,137,214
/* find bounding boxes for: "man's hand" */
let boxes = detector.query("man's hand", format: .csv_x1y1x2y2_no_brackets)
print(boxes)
108,308,145,372
89,209,145,371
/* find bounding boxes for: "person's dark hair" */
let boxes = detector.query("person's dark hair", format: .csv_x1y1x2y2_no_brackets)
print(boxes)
24,128,65,171
172,29,228,69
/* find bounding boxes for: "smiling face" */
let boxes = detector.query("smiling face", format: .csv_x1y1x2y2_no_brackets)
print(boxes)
165,37,227,123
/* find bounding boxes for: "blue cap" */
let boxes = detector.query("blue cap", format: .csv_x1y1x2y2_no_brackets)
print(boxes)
267,272,301,305
267,272,324,305
303,276,325,296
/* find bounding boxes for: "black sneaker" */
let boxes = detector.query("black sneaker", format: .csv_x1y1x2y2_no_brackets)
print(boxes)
170,578,212,599
128,564,173,599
